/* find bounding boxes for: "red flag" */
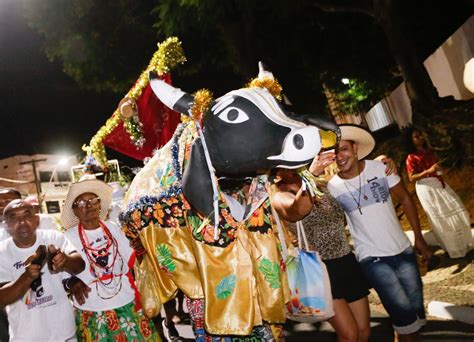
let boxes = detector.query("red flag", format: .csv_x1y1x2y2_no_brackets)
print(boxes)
103,73,181,160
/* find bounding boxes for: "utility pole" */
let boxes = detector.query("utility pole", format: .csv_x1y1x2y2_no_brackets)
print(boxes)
20,158,47,210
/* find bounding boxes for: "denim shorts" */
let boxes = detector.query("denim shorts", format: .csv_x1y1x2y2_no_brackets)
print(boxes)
359,247,426,334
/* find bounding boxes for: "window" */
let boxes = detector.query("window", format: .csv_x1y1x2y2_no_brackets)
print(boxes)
57,171,71,182
39,171,53,182
45,201,61,214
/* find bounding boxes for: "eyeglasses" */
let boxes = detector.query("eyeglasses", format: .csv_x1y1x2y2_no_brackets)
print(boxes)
73,197,101,209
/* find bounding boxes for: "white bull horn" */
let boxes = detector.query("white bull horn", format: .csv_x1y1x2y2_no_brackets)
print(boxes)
258,61,275,80
149,71,194,116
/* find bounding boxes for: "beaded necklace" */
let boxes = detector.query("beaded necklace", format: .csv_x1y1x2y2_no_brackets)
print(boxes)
341,163,366,215
78,221,125,299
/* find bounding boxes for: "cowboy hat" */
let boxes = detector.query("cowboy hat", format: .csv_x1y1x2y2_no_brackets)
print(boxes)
339,124,375,160
61,179,113,229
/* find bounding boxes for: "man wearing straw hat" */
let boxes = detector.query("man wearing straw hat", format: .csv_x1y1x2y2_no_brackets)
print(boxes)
327,124,432,342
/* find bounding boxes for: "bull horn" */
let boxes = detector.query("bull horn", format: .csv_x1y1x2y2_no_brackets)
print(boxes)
258,61,275,80
149,71,194,116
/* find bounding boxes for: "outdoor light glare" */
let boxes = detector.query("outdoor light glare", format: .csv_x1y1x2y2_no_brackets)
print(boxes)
341,78,350,85
58,157,68,165
464,58,474,93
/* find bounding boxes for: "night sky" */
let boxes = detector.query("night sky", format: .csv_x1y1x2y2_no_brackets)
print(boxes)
0,0,122,160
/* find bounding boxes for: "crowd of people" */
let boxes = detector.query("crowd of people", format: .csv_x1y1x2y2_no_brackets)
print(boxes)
0,123,471,341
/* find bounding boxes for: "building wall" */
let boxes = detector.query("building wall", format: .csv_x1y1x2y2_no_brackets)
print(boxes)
362,16,474,131
0,154,77,213
424,16,474,100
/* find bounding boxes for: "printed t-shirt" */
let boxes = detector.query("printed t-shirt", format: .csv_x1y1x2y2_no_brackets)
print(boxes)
0,230,77,341
328,160,411,260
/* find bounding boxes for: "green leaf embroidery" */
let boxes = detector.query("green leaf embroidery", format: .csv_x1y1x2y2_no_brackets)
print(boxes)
258,258,281,289
187,216,201,232
263,214,271,225
156,244,176,273
160,164,177,187
216,274,237,300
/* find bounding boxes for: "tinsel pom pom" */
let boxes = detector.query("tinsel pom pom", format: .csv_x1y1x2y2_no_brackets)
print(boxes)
247,77,283,101
191,89,213,122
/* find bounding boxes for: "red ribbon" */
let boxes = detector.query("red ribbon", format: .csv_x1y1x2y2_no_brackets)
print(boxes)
126,250,142,311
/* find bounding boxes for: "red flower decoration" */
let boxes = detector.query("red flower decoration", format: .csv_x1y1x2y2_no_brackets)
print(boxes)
116,332,127,342
105,311,119,331
227,228,236,239
139,318,152,338
166,216,180,228
171,204,183,217
202,225,217,243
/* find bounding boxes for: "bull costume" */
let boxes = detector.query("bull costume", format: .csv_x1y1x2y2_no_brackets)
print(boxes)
120,64,339,340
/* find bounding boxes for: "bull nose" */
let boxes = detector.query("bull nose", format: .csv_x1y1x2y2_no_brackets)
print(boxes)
267,126,321,164
293,134,304,150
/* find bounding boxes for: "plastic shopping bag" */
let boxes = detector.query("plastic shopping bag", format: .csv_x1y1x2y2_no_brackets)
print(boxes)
286,248,334,323
285,221,334,323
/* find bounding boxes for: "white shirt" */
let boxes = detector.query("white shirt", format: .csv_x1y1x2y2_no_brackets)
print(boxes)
63,221,135,311
0,230,77,341
328,160,411,260
0,221,9,242
38,214,59,231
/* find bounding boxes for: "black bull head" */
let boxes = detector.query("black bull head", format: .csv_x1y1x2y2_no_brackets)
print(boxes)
149,72,339,216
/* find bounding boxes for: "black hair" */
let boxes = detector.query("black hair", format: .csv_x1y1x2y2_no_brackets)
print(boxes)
0,188,22,198
402,126,427,154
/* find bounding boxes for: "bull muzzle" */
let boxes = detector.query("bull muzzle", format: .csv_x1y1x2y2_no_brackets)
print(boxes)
267,126,321,167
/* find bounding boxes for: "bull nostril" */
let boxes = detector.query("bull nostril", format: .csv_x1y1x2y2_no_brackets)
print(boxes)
293,134,304,150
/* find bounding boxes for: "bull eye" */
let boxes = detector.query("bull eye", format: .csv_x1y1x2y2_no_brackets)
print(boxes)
293,134,304,150
228,109,239,121
217,106,249,124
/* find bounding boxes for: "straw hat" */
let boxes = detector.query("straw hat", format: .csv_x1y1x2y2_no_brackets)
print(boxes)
339,124,375,160
61,179,113,229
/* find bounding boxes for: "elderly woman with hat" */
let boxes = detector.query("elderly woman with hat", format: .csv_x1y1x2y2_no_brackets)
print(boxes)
61,179,159,341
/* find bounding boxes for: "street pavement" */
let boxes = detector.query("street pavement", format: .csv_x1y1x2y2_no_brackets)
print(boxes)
173,311,474,341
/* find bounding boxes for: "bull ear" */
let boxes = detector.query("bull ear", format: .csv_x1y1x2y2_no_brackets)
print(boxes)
182,139,214,217
149,71,194,116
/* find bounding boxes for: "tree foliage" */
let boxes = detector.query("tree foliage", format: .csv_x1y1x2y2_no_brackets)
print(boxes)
22,0,157,93
21,0,469,118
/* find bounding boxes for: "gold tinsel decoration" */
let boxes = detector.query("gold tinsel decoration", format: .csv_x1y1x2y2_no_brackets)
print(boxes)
191,89,214,122
84,37,186,167
127,37,187,101
247,77,283,102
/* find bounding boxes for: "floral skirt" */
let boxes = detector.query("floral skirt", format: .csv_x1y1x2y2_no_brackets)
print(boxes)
76,301,160,342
